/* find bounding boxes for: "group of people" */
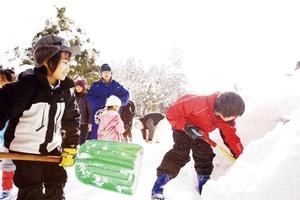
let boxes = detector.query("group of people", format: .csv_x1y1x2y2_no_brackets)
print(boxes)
0,34,246,200
74,62,166,145
73,63,136,144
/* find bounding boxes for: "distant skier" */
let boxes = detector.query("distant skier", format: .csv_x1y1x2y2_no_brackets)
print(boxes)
97,95,125,142
151,92,245,200
87,64,129,140
0,67,17,200
0,35,81,199
120,100,135,142
135,113,165,143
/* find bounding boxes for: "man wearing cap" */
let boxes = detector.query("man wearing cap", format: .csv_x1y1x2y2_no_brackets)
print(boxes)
0,34,80,199
87,63,129,139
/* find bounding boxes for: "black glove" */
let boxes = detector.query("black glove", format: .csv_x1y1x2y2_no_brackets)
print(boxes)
124,124,130,131
184,124,203,140
87,131,92,140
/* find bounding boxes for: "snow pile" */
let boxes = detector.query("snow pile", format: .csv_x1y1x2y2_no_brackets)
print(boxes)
236,73,300,145
202,107,300,200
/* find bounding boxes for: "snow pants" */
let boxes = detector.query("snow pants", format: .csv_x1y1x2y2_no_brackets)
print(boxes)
1,147,15,191
157,129,216,178
12,149,67,200
2,160,15,191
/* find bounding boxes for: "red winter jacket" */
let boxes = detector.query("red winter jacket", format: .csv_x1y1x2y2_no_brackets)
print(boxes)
166,93,243,158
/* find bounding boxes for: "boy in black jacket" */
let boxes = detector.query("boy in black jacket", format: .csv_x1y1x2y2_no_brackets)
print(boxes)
0,35,80,200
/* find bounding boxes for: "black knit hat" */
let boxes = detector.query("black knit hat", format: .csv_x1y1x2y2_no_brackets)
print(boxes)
33,35,80,66
100,63,112,73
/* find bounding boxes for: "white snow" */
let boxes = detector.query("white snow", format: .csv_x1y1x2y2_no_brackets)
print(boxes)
2,73,300,200
202,110,300,200
1,1,300,199
62,73,300,200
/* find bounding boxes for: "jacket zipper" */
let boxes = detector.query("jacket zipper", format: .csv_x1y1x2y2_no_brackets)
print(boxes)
54,104,62,133
36,104,47,132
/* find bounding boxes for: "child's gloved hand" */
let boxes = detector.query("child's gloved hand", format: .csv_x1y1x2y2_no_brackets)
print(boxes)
184,124,203,140
59,148,77,167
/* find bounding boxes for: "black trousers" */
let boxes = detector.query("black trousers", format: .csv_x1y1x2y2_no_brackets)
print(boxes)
79,124,89,145
157,129,215,178
12,149,67,200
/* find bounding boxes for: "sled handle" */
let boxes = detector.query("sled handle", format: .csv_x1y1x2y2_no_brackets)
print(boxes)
0,152,60,163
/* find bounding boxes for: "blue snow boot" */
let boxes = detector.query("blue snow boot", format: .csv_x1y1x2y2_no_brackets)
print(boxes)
0,191,12,200
198,174,210,194
151,174,170,200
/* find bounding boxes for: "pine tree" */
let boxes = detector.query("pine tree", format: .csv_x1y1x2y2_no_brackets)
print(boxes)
20,7,100,86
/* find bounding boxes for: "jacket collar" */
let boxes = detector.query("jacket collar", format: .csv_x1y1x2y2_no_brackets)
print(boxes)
34,66,74,92
100,77,112,85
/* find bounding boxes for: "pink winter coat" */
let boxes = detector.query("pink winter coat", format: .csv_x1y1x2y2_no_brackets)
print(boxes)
97,110,125,142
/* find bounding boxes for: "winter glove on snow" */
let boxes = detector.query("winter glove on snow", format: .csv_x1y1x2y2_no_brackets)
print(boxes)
184,124,203,140
59,148,77,167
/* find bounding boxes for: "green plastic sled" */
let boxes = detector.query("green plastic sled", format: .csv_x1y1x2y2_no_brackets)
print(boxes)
75,140,144,195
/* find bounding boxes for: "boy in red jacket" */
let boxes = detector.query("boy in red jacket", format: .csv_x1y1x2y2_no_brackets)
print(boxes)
151,92,245,200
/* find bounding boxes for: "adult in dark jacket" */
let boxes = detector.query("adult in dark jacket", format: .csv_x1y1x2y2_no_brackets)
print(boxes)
74,79,92,144
151,92,245,200
0,35,80,200
135,113,165,143
87,64,129,139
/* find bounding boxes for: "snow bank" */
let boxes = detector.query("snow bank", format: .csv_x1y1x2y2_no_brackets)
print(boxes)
202,106,300,200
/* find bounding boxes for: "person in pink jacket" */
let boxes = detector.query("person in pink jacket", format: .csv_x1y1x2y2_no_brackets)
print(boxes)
97,95,125,142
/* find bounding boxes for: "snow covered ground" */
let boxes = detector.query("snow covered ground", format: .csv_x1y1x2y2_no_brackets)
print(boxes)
202,108,300,200
64,118,208,200
64,73,300,200
2,73,300,200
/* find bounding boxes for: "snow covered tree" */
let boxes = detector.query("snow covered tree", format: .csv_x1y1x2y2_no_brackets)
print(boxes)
20,7,100,86
2,47,24,69
2,7,188,114
112,58,147,115
113,48,189,116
